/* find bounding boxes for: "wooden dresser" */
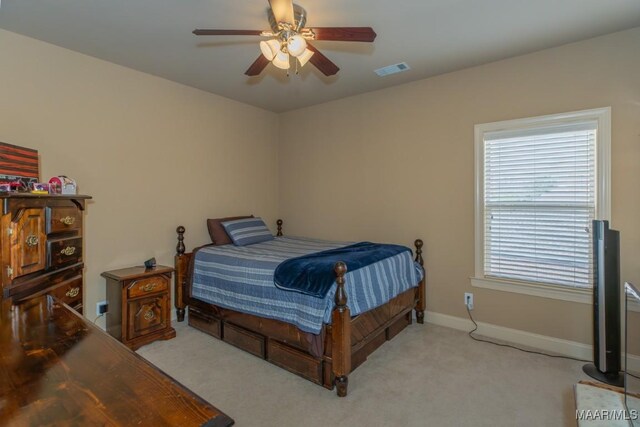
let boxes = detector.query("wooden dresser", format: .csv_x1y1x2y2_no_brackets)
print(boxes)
0,294,234,426
0,194,91,312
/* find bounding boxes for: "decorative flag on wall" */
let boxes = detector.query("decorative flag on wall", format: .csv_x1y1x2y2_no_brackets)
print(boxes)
0,142,40,189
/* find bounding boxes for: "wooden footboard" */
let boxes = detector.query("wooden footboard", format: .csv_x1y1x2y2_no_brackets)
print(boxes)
174,220,426,397
331,262,350,396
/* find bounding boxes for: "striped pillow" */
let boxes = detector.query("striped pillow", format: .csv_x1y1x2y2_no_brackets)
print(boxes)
221,217,274,246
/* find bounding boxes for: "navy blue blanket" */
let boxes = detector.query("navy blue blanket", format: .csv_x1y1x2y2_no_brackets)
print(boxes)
274,242,411,298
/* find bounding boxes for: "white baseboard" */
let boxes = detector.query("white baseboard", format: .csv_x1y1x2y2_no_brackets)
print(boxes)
425,310,640,373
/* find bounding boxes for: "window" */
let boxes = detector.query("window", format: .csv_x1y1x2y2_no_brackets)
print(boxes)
473,108,610,301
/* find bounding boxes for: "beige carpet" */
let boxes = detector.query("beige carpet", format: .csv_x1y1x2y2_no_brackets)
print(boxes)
138,320,587,427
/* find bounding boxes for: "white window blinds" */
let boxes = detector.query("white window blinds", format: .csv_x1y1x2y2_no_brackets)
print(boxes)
483,121,597,288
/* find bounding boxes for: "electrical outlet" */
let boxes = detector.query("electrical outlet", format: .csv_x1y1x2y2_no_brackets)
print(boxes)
96,300,109,316
464,292,474,310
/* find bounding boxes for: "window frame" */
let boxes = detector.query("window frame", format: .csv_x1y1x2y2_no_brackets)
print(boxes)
472,107,611,304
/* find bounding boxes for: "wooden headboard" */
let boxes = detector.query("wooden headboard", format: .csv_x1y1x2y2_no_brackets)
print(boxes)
174,219,284,322
174,225,192,322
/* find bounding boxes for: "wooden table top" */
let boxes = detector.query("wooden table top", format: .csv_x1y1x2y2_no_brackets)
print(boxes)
0,295,234,427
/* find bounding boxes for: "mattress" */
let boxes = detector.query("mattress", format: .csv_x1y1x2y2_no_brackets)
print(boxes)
192,236,424,334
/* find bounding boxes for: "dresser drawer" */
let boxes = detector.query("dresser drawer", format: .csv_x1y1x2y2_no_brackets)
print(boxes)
48,237,82,268
127,276,169,299
127,295,168,341
46,207,82,234
49,276,83,309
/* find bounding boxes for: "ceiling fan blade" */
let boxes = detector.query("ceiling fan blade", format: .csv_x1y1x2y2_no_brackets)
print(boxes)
268,0,295,24
193,29,264,36
245,55,271,76
307,44,339,76
306,27,377,42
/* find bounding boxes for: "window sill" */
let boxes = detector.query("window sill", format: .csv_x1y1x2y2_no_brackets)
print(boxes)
470,277,640,312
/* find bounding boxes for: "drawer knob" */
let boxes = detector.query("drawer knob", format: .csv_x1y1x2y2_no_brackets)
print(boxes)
144,310,156,321
25,234,39,247
60,216,76,226
142,283,157,292
60,246,76,256
65,287,80,298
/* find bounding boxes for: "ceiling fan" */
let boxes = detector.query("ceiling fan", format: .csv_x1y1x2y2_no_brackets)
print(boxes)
193,0,377,77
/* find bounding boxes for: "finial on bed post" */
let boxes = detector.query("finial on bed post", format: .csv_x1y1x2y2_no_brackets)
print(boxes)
332,261,351,397
177,226,186,256
276,219,283,237
175,226,186,322
414,239,426,324
414,239,424,266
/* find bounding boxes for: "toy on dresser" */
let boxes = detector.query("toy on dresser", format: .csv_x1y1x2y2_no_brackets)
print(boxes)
48,176,77,195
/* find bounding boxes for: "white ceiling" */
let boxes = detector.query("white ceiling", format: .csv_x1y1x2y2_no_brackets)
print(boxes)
1,0,639,112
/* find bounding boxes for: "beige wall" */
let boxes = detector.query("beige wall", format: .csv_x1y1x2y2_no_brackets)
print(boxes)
279,27,640,348
0,29,279,327
1,26,639,351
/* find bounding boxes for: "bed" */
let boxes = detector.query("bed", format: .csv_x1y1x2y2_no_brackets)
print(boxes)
174,219,426,397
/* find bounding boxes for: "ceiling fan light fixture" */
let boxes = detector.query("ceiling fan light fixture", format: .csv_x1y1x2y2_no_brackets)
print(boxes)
193,3,377,77
287,34,307,57
297,48,314,67
272,51,291,70
260,39,281,61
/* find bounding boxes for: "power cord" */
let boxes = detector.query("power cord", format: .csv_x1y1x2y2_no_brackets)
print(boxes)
465,305,640,380
93,313,105,324
466,305,589,361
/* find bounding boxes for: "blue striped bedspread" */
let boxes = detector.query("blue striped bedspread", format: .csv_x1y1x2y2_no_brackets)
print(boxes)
192,236,424,335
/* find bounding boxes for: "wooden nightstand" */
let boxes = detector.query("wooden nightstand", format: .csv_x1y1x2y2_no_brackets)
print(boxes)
102,265,176,350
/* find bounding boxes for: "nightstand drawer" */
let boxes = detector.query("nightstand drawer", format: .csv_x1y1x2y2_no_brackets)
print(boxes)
127,276,168,299
127,295,168,341
47,207,82,234
48,237,82,268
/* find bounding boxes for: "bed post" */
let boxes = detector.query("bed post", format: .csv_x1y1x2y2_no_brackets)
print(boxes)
414,239,426,324
276,219,283,237
175,226,187,322
332,261,351,397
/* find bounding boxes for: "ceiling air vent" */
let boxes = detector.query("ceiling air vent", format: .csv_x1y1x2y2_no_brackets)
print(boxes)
374,62,410,77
